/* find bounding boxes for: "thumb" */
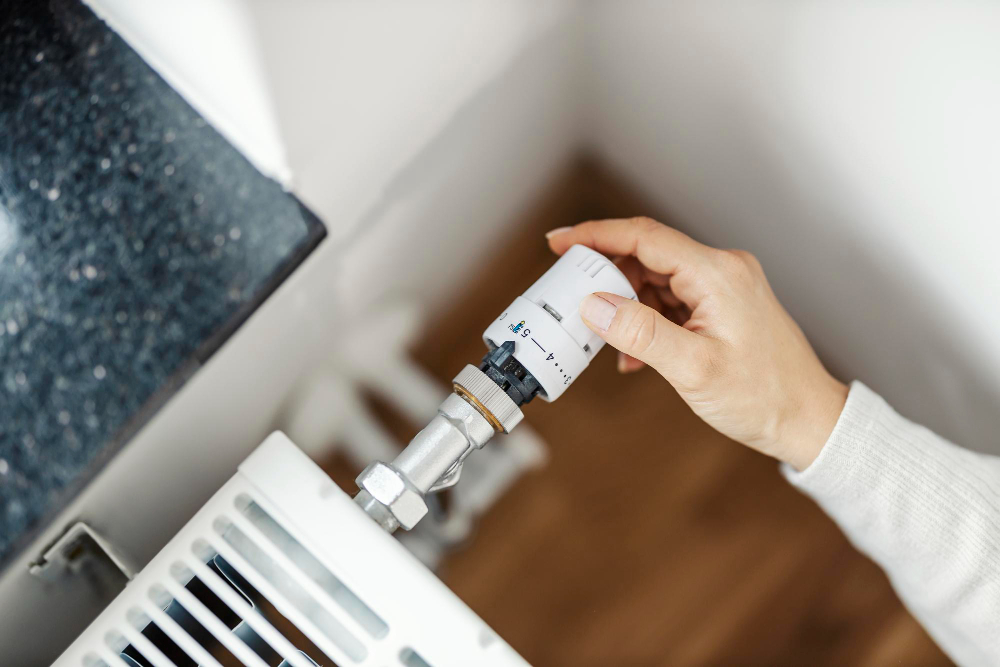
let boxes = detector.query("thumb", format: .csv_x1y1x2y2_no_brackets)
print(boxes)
580,292,704,382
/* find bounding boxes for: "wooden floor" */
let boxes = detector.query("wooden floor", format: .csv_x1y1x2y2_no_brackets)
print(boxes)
359,160,951,666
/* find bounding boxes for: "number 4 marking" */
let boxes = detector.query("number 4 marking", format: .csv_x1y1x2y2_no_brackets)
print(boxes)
546,353,554,361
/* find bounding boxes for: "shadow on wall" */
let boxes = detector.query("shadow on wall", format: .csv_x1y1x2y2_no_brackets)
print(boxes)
583,1,1000,454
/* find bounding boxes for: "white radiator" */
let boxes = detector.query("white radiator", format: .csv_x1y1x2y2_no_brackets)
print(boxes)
54,433,528,667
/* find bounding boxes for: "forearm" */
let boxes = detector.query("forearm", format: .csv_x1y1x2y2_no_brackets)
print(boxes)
783,382,1000,667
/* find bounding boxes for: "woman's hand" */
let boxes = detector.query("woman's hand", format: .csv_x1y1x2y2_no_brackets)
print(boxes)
547,217,848,471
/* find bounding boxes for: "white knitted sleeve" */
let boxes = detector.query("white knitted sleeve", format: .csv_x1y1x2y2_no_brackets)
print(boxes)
782,381,1000,666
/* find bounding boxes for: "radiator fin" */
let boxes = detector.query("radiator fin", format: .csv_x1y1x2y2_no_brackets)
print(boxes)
57,434,528,666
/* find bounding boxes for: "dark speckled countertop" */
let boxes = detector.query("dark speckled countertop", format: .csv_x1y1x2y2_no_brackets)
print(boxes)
0,1,325,571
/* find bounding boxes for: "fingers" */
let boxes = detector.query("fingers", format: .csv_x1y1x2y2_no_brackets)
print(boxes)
656,285,683,310
547,217,712,273
626,278,665,374
579,291,707,383
614,257,690,328
614,255,645,295
547,217,716,307
618,351,645,374
610,256,689,372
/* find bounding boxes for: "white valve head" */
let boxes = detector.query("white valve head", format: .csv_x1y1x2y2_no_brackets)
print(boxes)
482,244,637,402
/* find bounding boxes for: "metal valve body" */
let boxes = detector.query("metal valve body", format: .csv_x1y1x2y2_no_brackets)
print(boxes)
355,366,522,533
354,245,636,532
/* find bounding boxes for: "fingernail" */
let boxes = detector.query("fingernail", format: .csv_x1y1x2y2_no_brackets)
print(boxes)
545,226,573,239
617,351,628,373
580,293,617,332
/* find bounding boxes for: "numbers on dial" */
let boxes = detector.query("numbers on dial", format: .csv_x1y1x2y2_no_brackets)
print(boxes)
504,325,572,387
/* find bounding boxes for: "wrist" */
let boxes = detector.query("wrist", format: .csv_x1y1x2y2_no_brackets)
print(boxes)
779,375,849,471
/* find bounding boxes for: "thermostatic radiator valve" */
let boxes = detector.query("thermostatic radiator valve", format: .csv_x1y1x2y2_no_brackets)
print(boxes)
355,245,637,532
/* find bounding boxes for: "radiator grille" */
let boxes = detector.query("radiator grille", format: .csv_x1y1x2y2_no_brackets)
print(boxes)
77,491,427,667
57,433,525,667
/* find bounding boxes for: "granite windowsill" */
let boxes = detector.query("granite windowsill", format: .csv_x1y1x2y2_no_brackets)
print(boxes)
0,0,325,572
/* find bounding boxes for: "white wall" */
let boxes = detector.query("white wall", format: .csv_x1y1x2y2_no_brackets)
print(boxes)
582,0,1000,452
248,0,581,317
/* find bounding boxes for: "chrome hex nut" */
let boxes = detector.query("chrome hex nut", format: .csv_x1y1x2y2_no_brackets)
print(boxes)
356,462,428,530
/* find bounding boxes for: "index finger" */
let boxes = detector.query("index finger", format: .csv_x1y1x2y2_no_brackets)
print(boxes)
546,217,713,277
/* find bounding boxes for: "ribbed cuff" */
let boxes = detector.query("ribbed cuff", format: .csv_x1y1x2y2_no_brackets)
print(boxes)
780,380,887,495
